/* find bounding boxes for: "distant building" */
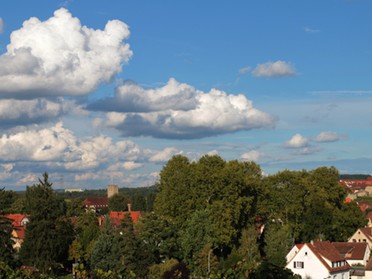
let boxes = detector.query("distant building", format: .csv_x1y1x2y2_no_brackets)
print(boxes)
83,197,108,212
107,184,119,198
64,188,83,193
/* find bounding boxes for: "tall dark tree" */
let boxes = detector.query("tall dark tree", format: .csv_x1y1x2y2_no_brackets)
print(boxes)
19,173,73,274
0,188,16,214
0,215,15,267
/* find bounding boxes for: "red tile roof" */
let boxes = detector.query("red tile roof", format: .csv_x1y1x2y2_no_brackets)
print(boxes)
83,197,108,208
333,242,368,260
5,214,29,227
109,211,141,224
307,241,351,273
3,214,29,240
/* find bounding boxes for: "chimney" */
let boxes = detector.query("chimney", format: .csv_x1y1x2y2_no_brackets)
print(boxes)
127,203,132,212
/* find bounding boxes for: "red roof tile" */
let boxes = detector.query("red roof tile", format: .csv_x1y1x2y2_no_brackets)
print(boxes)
333,242,368,260
307,241,351,273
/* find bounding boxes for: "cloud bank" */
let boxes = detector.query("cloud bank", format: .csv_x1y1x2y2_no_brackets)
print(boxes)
92,78,275,139
0,8,132,98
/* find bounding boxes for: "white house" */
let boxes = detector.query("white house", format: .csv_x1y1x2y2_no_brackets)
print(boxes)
286,241,350,279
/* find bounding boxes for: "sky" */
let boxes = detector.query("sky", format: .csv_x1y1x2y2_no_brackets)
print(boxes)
0,0,372,190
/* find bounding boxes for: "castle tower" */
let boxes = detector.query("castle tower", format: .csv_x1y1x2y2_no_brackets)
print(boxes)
107,184,119,198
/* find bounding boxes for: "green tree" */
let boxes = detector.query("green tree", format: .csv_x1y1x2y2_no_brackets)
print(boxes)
66,198,85,217
19,173,74,274
90,218,119,273
0,188,16,214
0,215,15,267
137,212,181,263
263,224,293,267
108,194,130,212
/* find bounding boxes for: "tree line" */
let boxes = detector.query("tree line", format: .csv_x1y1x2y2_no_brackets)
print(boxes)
0,155,367,278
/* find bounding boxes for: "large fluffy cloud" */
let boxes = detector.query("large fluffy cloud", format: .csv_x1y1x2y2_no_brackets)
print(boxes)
93,78,275,139
252,60,296,77
0,8,132,98
0,122,143,170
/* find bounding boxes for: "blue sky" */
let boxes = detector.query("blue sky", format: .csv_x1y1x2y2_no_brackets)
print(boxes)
0,0,372,190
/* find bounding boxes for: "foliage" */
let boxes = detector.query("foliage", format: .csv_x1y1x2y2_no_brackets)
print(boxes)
137,212,181,263
108,193,131,212
19,173,74,275
263,224,293,267
66,198,85,217
248,261,300,279
0,188,16,214
0,215,15,267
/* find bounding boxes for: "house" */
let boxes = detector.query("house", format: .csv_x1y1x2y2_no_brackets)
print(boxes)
97,210,141,227
365,259,372,279
349,227,372,249
286,241,350,279
286,244,304,262
333,242,370,266
367,212,372,227
83,197,108,212
5,214,30,250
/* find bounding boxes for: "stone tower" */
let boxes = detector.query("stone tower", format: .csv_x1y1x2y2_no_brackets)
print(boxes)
107,184,119,198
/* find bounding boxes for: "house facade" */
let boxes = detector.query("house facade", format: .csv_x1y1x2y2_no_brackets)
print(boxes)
286,241,350,279
349,228,372,249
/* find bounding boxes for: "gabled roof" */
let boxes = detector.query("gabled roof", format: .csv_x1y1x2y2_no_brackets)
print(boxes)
333,242,368,260
307,241,351,273
83,197,108,207
5,214,29,227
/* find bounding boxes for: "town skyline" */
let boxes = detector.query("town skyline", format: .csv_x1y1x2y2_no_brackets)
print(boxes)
0,0,372,190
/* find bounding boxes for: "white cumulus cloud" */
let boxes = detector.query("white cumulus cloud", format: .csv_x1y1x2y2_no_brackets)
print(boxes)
0,8,132,98
0,122,143,171
314,131,346,142
285,133,309,148
241,150,262,162
149,147,180,162
252,60,296,77
95,78,275,139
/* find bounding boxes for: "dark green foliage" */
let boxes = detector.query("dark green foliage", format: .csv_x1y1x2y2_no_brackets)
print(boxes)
0,216,15,267
108,193,130,212
339,174,371,180
0,188,16,214
66,198,84,217
263,167,365,243
248,261,300,279
89,218,119,272
263,224,293,267
138,212,181,263
19,173,74,275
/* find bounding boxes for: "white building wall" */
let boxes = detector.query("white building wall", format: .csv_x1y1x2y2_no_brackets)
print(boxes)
286,245,330,279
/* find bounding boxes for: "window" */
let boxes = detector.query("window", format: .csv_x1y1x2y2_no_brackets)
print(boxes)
294,261,304,269
353,239,356,242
